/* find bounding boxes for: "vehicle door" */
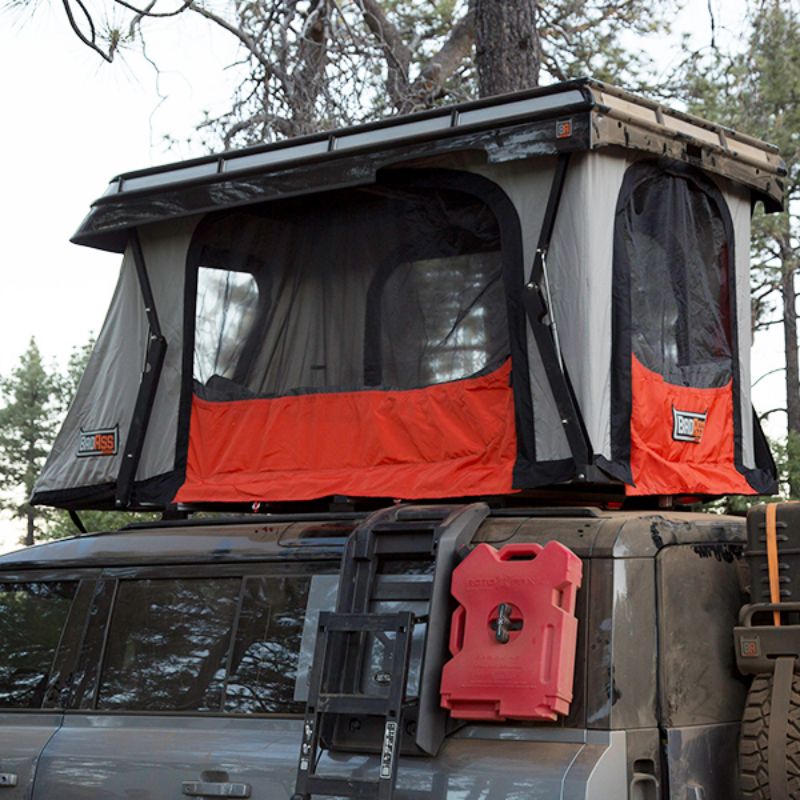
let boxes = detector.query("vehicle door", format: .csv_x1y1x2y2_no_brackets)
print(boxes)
31,558,340,800
0,570,95,799
32,549,629,800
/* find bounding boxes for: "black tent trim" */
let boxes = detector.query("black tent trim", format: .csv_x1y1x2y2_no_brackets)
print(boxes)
115,229,168,509
30,470,181,512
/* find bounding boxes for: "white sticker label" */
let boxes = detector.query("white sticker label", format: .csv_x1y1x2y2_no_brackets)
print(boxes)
379,721,398,779
77,425,119,457
672,408,707,444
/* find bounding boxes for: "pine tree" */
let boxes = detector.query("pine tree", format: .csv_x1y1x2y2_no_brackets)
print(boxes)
680,0,800,495
0,339,63,545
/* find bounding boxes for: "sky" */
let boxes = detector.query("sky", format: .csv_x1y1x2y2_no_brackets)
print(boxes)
0,6,241,375
0,0,787,549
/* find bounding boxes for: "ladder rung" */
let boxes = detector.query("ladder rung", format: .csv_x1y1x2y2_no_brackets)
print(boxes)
317,694,396,715
320,612,411,633
305,775,383,800
373,582,432,601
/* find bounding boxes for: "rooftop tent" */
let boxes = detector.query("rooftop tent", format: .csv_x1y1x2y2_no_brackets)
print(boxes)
32,79,784,511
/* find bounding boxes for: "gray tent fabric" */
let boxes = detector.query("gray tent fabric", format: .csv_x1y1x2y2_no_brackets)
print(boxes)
548,152,630,460
33,146,772,507
33,245,147,495
135,217,199,481
722,180,756,470
33,216,199,501
468,157,572,463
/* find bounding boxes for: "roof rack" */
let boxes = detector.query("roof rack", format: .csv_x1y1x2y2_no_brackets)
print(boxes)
73,77,785,252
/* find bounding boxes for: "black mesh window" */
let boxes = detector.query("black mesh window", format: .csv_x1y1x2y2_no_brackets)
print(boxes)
0,581,77,709
191,182,509,401
616,163,733,388
194,268,260,386
374,253,505,387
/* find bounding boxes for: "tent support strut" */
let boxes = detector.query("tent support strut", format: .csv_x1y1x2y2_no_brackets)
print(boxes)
115,229,168,508
522,152,591,473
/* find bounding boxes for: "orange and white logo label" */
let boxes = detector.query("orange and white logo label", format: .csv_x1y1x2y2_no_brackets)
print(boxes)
672,408,707,444
77,426,119,457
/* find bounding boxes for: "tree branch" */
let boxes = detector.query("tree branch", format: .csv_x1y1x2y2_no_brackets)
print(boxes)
61,0,114,61
187,2,281,77
357,0,411,108
403,5,476,113
753,366,786,387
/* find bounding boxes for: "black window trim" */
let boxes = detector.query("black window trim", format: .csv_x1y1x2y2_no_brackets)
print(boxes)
175,168,550,498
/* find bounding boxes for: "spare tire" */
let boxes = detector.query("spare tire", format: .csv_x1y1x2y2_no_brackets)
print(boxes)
739,672,800,798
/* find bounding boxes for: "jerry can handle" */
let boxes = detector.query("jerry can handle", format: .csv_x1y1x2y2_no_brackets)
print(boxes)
496,543,543,561
449,605,466,656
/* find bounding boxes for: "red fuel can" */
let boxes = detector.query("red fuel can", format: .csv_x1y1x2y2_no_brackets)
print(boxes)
440,541,582,721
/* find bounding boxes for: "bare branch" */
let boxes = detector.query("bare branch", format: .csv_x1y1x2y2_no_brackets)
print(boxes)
759,408,788,421
357,0,411,107
403,6,476,113
187,2,280,77
61,0,114,61
753,367,786,387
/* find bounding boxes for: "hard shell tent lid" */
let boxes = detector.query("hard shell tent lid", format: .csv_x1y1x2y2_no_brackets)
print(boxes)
33,78,784,511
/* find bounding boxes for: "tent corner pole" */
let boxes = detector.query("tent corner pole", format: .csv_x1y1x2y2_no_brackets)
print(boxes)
115,228,168,509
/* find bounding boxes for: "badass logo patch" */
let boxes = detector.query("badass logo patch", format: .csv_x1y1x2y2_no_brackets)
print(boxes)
672,408,707,444
77,426,119,458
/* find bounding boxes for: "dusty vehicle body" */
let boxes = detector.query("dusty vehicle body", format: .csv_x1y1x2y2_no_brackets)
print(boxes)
0,507,749,799
0,79,788,798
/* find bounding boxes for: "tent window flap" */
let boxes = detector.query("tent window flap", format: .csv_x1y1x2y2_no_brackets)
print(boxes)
191,185,509,402
611,161,757,496
177,176,523,503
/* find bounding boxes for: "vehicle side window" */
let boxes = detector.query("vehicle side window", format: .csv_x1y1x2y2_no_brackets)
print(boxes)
224,575,311,713
92,570,332,714
97,578,240,712
0,581,77,709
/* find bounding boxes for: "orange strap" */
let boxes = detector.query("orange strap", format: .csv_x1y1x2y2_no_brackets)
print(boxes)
766,503,781,626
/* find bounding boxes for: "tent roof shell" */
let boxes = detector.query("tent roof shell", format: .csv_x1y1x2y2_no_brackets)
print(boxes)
74,78,785,252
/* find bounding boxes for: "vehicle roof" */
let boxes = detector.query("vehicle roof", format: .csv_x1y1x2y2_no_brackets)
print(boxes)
74,78,785,253
0,508,746,570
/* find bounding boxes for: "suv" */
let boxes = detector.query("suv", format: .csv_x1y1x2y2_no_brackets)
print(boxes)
0,505,747,799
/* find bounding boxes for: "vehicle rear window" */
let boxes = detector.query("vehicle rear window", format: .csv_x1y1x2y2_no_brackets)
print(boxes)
0,581,77,709
94,571,329,714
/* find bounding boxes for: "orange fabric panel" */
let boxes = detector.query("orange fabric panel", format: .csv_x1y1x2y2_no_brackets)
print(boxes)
627,356,753,496
175,360,517,503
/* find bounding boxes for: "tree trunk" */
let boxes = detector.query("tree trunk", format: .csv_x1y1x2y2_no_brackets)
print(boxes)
25,506,35,547
475,0,540,97
781,227,800,496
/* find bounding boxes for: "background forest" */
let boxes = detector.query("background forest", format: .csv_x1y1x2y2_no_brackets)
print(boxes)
1,0,797,544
